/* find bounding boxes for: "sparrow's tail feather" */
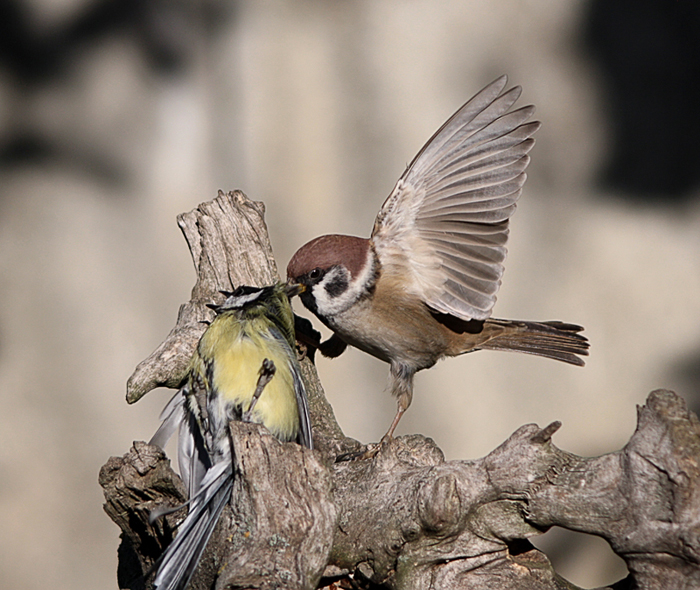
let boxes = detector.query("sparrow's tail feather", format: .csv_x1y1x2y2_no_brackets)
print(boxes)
153,460,233,590
478,319,589,366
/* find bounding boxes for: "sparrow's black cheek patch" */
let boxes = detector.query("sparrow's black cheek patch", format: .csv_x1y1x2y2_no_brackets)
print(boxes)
325,274,348,298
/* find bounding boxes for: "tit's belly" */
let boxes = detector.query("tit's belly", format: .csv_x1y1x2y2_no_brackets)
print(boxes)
326,297,446,371
213,339,299,439
199,321,300,443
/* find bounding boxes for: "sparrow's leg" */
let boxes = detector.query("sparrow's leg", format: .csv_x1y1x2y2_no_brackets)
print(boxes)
293,314,321,346
242,359,276,423
336,363,415,462
292,316,348,361
382,362,415,442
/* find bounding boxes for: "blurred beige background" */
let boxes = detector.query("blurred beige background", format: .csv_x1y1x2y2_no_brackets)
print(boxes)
1,0,699,588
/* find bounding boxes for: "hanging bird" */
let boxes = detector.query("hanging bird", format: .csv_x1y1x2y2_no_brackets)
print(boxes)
286,76,588,444
149,282,312,590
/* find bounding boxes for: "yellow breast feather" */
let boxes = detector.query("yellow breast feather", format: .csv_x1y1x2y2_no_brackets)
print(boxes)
198,315,300,442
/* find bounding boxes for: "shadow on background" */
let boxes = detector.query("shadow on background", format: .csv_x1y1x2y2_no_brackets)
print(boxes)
533,527,628,587
585,0,700,418
584,0,700,203
0,0,232,180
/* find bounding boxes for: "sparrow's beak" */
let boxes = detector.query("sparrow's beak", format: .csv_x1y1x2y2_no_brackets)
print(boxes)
285,280,306,298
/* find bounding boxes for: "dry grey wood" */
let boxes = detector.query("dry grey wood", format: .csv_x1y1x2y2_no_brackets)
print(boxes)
100,426,334,590
126,190,280,403
327,390,700,590
103,192,700,590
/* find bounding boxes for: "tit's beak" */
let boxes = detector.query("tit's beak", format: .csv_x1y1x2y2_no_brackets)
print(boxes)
285,280,306,298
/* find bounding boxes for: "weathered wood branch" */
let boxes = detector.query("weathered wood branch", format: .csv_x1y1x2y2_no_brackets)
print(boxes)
126,192,280,403
102,191,700,590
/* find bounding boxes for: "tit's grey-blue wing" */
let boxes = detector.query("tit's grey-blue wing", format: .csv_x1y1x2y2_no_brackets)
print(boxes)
270,327,313,450
149,383,211,501
149,389,185,450
291,359,313,450
152,459,233,590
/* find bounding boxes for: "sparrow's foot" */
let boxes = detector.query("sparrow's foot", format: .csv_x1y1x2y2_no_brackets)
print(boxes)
318,334,348,358
335,444,376,462
334,435,393,462
335,410,402,462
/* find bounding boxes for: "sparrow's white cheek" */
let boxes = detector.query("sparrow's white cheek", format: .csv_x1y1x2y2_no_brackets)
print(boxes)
311,250,377,319
310,268,354,316
312,283,347,316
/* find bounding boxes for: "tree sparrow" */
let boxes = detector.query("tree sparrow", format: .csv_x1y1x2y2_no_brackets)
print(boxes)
287,76,588,443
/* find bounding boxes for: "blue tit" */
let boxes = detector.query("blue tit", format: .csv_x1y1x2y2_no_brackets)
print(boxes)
148,282,313,590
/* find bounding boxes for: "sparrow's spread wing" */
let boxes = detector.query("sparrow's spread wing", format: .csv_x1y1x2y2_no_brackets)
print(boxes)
371,76,540,321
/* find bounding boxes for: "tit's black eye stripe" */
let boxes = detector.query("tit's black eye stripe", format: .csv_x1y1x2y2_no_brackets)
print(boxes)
217,285,273,311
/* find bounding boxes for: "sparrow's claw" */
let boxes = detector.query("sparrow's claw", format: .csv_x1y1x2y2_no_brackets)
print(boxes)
334,436,394,462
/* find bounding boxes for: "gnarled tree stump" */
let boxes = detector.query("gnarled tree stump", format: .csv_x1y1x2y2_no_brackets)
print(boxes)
101,191,700,590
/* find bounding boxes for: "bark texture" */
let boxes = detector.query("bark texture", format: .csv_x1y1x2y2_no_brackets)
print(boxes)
102,191,700,589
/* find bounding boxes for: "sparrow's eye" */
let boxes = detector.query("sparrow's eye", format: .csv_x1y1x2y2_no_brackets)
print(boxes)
308,268,322,280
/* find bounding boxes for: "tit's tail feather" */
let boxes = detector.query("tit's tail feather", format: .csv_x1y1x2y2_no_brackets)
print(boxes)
148,389,210,501
479,319,589,366
179,410,211,500
153,461,233,590
149,390,186,450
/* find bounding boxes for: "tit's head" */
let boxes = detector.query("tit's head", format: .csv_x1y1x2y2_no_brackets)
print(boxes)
208,282,296,343
210,285,273,313
286,234,377,318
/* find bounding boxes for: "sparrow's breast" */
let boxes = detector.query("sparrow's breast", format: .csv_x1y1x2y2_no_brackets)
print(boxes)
325,272,451,371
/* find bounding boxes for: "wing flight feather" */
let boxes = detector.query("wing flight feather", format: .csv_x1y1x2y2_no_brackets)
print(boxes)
371,76,540,320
